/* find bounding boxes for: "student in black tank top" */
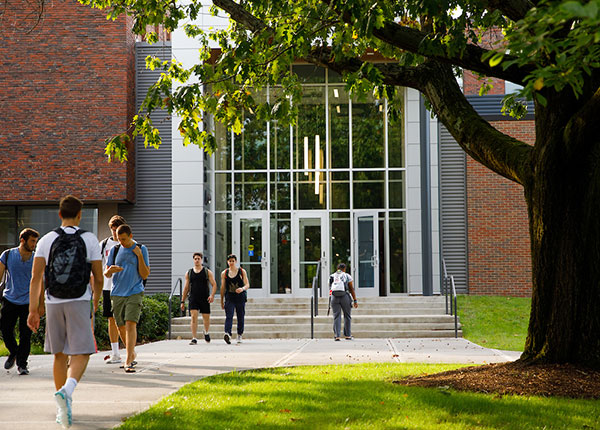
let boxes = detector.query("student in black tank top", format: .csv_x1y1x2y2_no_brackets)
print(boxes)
181,253,217,344
220,254,249,344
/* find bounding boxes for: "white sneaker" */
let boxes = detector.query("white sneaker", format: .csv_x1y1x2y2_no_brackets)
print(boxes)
54,388,72,428
236,334,243,344
106,355,122,364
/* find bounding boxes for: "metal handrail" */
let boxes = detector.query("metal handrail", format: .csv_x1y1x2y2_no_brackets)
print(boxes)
167,277,183,340
310,260,322,339
450,275,458,338
442,259,449,314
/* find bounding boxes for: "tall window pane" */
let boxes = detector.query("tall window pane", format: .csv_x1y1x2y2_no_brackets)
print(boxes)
389,170,405,208
294,87,325,173
388,106,405,167
215,173,232,210
329,86,349,168
353,95,384,168
330,171,349,209
295,171,326,210
234,173,267,210
234,91,267,170
353,171,384,209
389,212,406,293
270,213,291,294
270,172,290,210
330,212,351,273
215,213,232,287
0,207,16,254
214,120,231,170
270,87,290,170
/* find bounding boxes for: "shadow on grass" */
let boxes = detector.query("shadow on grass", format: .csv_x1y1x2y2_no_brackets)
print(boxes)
116,365,600,430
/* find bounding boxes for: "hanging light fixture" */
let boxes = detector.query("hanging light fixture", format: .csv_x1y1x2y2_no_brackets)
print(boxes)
314,134,320,194
304,136,309,176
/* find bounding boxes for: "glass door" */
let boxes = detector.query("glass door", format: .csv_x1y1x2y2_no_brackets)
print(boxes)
233,212,269,297
292,212,329,297
353,211,379,297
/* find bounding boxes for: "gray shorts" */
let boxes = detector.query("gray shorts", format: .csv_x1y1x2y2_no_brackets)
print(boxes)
44,300,96,355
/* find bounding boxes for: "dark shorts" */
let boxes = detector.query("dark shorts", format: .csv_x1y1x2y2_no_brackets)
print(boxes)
189,295,210,314
102,290,113,318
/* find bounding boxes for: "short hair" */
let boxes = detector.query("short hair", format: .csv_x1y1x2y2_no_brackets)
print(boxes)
108,215,126,229
193,252,203,259
19,228,39,242
59,195,83,219
227,254,237,261
116,224,132,236
337,263,346,271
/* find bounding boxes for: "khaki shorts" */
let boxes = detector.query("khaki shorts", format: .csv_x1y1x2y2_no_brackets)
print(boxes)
111,293,143,327
44,300,96,355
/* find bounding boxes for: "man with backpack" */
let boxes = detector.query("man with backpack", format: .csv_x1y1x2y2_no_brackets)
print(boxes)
0,227,39,375
27,195,104,428
329,263,358,341
104,224,150,374
99,215,127,364
180,252,217,344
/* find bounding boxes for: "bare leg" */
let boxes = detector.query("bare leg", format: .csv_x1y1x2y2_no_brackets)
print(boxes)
125,321,137,365
67,355,90,382
108,317,123,344
201,313,210,333
190,310,198,339
53,353,69,390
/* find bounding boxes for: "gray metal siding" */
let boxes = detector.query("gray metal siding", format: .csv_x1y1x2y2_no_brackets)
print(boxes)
439,125,468,294
466,95,535,120
119,42,172,294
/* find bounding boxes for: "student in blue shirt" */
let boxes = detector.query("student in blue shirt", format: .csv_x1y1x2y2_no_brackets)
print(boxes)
0,228,40,375
104,224,150,373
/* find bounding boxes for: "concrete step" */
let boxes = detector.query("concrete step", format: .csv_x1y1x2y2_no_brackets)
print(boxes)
172,315,459,325
170,330,462,340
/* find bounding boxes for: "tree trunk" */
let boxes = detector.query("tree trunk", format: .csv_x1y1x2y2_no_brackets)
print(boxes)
521,108,600,368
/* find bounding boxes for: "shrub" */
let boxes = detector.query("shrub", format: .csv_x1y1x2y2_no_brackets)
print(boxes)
137,295,170,343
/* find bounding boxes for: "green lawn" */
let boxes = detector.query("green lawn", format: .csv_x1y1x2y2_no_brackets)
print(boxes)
457,295,531,352
117,363,599,430
0,340,45,356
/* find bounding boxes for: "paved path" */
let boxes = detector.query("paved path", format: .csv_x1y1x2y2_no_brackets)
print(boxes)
0,338,520,429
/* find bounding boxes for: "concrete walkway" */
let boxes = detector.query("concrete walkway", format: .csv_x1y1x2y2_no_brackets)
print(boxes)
0,338,520,430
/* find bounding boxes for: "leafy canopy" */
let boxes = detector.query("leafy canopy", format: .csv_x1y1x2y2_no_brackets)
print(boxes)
80,0,600,161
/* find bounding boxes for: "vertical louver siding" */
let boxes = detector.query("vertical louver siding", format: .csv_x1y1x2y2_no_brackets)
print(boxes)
439,125,468,294
119,42,172,294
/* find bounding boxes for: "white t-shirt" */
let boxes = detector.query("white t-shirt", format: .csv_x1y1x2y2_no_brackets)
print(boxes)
100,237,119,291
36,226,102,303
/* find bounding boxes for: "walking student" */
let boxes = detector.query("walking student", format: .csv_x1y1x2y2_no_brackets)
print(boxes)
0,228,39,375
104,224,150,373
220,254,249,344
329,263,358,341
27,195,104,428
99,215,127,364
181,252,217,344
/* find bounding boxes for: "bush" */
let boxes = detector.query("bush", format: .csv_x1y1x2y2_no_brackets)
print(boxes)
27,294,172,352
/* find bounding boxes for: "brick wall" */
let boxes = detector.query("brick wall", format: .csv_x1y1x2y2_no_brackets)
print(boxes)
467,120,534,297
0,0,135,203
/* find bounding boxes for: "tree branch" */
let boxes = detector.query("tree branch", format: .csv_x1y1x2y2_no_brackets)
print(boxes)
481,0,535,22
420,61,534,185
370,21,532,85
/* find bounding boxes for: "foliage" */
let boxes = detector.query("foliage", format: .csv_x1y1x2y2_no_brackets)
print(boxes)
458,295,531,352
116,363,600,429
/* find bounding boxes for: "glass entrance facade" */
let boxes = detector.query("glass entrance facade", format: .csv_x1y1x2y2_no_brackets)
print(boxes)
211,65,406,296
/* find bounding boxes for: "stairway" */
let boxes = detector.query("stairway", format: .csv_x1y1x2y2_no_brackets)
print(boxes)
170,296,462,339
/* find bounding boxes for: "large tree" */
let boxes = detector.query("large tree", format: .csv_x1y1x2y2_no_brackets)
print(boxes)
84,0,600,366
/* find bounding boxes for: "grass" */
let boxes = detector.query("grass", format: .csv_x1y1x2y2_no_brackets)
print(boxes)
0,340,45,356
457,295,531,351
117,362,600,430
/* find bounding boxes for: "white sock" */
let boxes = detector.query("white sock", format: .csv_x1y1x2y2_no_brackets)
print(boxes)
62,378,78,397
111,342,120,356
203,329,208,335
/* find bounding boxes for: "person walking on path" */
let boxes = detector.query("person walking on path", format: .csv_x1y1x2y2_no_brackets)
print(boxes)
104,224,150,373
181,252,217,344
329,263,358,341
220,254,249,344
28,195,104,428
99,215,127,364
0,228,39,375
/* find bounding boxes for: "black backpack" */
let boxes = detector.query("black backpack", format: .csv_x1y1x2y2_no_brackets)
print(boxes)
45,227,91,299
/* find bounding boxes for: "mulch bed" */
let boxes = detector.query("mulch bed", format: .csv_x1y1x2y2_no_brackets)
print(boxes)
393,361,600,399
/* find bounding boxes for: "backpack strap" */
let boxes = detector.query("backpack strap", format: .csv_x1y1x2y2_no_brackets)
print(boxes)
109,244,121,266
100,237,110,256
